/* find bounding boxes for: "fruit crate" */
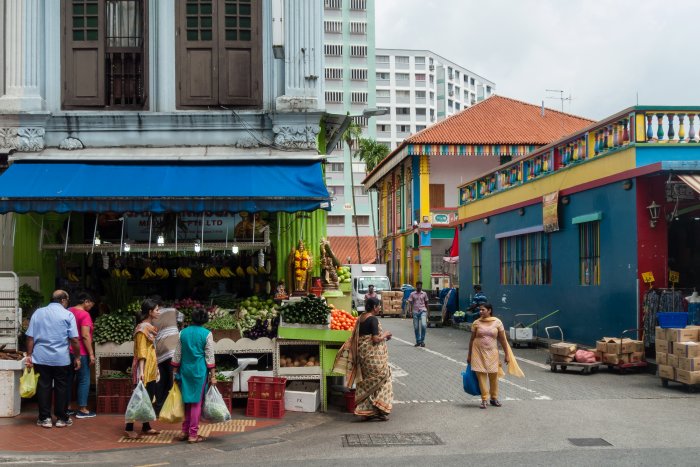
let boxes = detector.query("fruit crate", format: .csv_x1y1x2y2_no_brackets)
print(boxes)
246,398,285,419
216,381,235,399
97,395,121,414
98,378,133,396
247,376,286,400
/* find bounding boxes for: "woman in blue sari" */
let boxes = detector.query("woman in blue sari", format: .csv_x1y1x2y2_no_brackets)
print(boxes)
172,308,216,443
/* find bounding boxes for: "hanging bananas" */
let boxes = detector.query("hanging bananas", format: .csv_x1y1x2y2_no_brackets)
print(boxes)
67,271,80,282
176,267,192,279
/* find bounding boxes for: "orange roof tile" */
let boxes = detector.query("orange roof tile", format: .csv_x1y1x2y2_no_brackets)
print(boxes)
328,236,377,264
407,95,594,145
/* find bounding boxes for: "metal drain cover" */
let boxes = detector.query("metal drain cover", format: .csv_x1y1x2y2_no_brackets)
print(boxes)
342,432,443,447
568,438,612,447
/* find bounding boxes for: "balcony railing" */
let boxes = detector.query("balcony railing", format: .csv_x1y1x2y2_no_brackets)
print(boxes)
458,107,700,206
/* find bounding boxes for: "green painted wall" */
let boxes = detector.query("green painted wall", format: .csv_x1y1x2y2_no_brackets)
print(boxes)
275,209,328,287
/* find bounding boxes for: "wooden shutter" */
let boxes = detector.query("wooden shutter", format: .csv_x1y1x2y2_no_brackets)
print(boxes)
218,0,262,106
429,184,445,208
62,0,105,107
177,0,218,106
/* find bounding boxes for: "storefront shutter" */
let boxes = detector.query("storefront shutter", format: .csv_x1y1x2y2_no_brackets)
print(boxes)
62,0,105,107
177,0,219,106
429,184,445,208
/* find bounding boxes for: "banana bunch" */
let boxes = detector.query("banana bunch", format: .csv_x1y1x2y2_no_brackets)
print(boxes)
67,271,80,283
236,266,246,277
257,266,266,275
111,269,122,278
203,266,221,278
141,266,158,280
155,267,169,279
246,265,258,276
176,267,192,279
121,269,132,279
219,266,235,278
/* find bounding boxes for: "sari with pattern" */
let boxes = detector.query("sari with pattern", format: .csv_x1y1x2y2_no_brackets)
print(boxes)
351,314,393,417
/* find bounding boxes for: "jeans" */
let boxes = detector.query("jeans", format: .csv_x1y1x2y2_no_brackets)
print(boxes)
413,310,427,344
34,363,70,422
155,358,173,415
76,355,90,408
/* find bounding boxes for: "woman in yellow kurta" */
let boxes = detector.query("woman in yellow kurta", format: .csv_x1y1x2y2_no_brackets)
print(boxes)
467,303,524,409
125,298,161,439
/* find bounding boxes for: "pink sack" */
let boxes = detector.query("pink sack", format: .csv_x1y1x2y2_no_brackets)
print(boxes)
575,349,596,363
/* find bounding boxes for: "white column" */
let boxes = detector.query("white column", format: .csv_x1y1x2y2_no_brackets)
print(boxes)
0,0,45,112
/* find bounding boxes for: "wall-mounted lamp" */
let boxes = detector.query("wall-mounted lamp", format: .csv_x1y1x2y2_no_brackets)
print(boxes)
518,207,525,216
561,196,570,205
483,217,490,224
93,234,101,246
622,179,633,191
647,200,661,228
194,239,202,253
157,234,165,246
232,244,239,255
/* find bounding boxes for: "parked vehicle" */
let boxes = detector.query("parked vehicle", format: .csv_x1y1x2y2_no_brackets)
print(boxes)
349,264,390,312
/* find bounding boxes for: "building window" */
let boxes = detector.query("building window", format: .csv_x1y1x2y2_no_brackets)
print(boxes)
416,125,426,132
395,73,410,82
351,92,367,104
415,90,426,98
325,91,343,103
376,72,390,80
350,0,366,10
349,21,366,34
579,221,600,286
415,56,425,65
351,68,368,80
415,73,426,81
328,162,344,172
376,55,390,65
397,124,410,133
325,44,343,56
62,0,148,108
329,186,344,197
324,20,342,33
377,124,389,132
415,108,426,116
352,116,368,127
395,56,409,64
353,215,370,226
377,89,390,98
350,45,367,57
396,107,410,115
328,215,345,226
472,242,482,285
324,0,342,8
499,232,551,285
325,67,343,80
353,186,368,196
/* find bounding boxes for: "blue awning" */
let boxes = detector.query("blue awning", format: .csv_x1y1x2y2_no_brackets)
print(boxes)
0,160,331,213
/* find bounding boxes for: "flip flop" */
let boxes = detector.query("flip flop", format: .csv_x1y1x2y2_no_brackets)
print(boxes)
175,433,188,441
124,431,142,439
188,435,207,444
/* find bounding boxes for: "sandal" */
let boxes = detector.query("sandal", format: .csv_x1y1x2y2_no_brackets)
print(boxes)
188,435,207,444
479,401,487,409
124,431,143,440
141,429,162,435
175,433,188,442
490,399,502,407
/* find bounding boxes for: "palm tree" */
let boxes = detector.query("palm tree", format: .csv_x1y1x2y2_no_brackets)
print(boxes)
356,138,389,263
342,121,363,264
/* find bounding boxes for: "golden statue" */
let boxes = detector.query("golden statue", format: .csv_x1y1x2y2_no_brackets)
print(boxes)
289,240,312,294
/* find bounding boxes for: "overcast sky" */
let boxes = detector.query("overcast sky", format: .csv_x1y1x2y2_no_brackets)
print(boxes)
376,0,700,120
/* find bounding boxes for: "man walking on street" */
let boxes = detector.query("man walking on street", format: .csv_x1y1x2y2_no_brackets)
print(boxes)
407,281,429,347
25,290,81,429
468,285,488,322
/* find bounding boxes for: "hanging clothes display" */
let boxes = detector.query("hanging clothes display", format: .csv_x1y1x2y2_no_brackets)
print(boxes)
643,289,687,347
686,291,700,325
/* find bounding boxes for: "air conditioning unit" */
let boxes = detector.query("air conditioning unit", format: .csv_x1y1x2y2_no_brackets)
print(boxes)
448,91,454,96
429,65,435,71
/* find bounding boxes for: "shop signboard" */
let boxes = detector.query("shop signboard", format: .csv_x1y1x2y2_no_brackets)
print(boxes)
124,213,269,242
542,192,559,233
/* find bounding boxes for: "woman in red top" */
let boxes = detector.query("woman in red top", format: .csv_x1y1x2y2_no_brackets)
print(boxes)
67,292,96,418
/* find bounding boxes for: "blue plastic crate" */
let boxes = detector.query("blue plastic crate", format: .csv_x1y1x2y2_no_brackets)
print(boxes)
657,312,689,329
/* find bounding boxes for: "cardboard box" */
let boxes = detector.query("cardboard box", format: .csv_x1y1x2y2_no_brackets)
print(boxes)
594,350,604,362
667,354,679,368
677,357,700,372
632,341,645,353
658,364,675,380
675,369,700,385
630,352,645,363
655,326,667,342
655,352,668,366
550,342,577,356
595,340,608,352
283,381,320,412
666,327,700,342
240,370,274,392
605,338,637,354
552,354,574,363
603,353,630,365
655,340,671,354
672,341,700,358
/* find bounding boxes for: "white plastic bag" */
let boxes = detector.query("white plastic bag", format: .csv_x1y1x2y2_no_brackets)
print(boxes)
125,381,156,423
202,385,231,422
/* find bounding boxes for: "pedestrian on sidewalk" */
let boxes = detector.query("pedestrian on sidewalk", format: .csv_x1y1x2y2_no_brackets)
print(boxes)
467,303,524,409
25,290,81,429
172,308,216,443
66,292,96,419
407,281,429,347
152,298,179,416
347,297,393,421
467,285,488,322
125,299,162,439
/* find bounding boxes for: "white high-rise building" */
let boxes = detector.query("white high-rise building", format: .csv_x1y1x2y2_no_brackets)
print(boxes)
375,49,496,149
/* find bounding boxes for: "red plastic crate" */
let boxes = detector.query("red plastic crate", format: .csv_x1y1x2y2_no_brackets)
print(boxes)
246,398,285,419
247,376,287,401
97,395,121,414
98,378,133,396
223,397,232,415
216,381,235,399
119,395,130,414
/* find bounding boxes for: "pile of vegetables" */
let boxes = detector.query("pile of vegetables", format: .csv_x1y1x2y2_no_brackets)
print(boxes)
172,298,216,327
94,312,136,344
336,266,351,283
281,295,330,326
237,296,279,336
204,312,238,331
101,371,129,379
243,316,279,340
330,307,357,331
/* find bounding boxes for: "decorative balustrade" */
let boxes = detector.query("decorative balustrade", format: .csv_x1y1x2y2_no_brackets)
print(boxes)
459,107,700,206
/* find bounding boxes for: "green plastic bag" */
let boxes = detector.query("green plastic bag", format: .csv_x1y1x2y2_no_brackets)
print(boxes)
20,367,39,398
125,381,156,423
159,383,184,424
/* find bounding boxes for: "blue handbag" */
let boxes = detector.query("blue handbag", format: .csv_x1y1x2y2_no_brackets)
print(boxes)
461,364,480,396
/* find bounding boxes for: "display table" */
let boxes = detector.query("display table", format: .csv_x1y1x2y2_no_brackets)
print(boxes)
0,358,25,417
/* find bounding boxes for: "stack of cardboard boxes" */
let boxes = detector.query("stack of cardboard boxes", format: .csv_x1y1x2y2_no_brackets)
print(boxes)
549,342,578,362
594,337,645,365
656,326,700,385
380,291,403,316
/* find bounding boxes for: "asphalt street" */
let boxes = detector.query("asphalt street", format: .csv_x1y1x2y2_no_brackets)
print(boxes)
2,319,699,466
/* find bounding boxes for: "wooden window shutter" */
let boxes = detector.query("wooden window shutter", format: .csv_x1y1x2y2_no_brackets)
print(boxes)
429,184,445,209
177,0,219,106
62,0,105,107
218,0,262,106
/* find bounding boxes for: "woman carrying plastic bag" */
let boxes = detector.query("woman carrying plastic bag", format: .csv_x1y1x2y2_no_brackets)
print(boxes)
20,367,39,398
202,386,231,423
158,383,184,424
125,381,157,423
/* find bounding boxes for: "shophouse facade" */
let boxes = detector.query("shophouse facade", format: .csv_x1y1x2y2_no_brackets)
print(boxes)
363,96,593,289
0,0,333,299
455,106,700,345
